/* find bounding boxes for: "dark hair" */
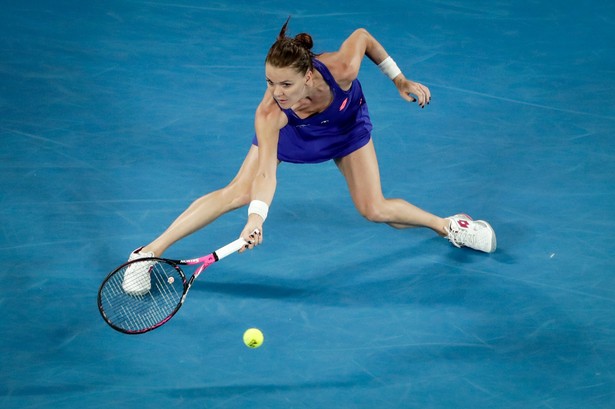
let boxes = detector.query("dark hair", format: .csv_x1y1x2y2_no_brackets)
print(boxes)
265,17,314,74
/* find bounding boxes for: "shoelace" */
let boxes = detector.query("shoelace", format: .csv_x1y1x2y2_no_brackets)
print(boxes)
445,224,477,248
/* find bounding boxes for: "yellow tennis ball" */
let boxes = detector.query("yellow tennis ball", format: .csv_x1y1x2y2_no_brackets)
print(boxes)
243,328,264,348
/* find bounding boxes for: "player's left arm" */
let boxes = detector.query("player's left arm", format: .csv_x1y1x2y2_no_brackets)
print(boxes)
333,28,431,107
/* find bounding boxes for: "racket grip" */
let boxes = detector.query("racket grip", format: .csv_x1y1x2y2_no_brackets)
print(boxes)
215,237,248,260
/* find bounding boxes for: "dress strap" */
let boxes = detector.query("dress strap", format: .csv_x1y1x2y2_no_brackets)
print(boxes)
312,58,342,93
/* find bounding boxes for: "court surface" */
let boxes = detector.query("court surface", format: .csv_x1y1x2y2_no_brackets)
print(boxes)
1,1,614,408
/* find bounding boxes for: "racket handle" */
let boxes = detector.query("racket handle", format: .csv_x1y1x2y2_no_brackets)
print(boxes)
214,229,261,260
215,237,248,260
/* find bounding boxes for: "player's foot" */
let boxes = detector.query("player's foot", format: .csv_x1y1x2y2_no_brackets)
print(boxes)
122,247,155,296
445,214,497,253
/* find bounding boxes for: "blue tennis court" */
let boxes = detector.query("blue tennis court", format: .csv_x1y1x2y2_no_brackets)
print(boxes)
1,1,614,408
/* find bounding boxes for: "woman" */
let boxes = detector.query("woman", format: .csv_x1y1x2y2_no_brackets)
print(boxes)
122,19,496,295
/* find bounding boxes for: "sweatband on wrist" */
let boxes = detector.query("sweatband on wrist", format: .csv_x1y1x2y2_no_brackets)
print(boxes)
248,200,269,221
378,56,402,80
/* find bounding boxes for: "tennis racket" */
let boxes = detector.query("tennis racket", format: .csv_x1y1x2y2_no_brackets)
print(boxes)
98,234,252,334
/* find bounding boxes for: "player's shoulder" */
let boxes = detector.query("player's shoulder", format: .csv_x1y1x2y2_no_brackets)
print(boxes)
255,91,287,129
256,90,279,116
317,52,355,89
323,28,370,80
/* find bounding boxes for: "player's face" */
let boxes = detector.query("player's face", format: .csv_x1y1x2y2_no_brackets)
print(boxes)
265,64,311,108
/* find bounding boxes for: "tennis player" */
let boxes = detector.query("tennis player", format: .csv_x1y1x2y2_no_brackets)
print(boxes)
122,19,496,294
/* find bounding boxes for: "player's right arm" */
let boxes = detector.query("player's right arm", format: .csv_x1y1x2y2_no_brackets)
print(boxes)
240,91,287,249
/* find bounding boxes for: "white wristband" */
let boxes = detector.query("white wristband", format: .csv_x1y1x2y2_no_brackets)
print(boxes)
378,56,402,80
248,200,269,221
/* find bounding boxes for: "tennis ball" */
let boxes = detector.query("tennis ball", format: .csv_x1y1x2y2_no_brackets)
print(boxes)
243,328,264,348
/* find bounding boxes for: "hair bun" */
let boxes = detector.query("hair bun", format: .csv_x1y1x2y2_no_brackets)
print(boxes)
294,33,313,51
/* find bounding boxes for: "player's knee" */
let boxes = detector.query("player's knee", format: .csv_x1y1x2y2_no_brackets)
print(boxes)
231,192,251,209
357,202,387,223
221,182,251,210
231,190,251,210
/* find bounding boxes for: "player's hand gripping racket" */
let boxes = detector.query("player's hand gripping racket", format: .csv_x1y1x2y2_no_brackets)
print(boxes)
98,233,254,334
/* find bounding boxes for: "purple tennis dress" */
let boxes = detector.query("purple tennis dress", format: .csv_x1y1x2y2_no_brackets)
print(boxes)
252,58,373,164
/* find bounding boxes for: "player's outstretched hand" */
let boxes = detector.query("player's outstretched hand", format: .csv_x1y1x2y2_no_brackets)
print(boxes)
239,220,263,253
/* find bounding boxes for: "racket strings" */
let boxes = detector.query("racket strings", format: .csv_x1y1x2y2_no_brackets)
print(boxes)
99,260,185,333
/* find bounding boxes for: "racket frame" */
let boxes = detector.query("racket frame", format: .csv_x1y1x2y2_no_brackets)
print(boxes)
98,236,249,334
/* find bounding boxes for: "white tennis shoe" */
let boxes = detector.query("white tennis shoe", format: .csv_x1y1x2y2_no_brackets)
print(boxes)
122,247,156,296
446,214,497,253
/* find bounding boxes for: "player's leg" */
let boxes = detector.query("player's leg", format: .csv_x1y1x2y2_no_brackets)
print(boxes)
335,140,496,252
142,145,260,256
122,145,261,295
335,139,448,234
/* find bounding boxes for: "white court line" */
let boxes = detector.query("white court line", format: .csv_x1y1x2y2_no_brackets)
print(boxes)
429,82,615,121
